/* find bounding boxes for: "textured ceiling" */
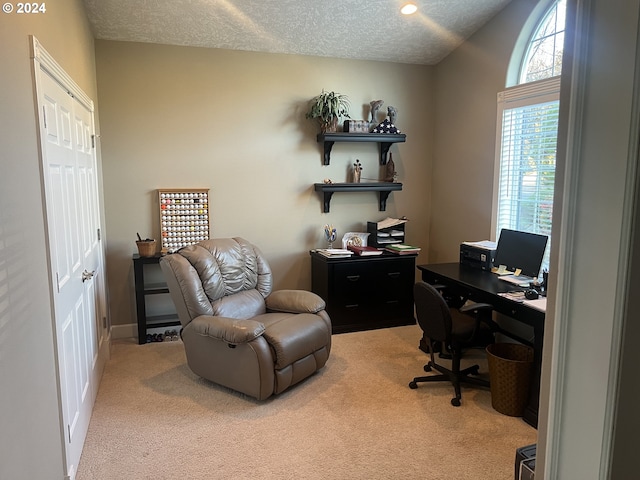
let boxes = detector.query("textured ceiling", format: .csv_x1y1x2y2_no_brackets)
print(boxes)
83,0,513,65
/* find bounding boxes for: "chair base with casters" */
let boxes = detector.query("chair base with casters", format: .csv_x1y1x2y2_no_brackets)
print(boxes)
409,338,489,406
408,281,492,406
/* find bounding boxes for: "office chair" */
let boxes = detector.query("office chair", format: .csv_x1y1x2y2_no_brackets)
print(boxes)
409,282,493,406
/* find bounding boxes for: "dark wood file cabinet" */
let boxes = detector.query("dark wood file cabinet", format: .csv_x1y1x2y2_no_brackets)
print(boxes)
310,251,416,333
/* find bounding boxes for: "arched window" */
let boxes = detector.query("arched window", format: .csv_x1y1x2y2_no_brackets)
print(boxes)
493,0,567,276
520,0,567,83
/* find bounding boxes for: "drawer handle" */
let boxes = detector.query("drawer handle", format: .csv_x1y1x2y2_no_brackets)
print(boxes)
387,272,401,278
346,275,360,281
345,304,359,309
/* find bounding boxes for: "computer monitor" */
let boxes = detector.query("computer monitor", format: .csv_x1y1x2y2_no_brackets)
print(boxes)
494,229,549,278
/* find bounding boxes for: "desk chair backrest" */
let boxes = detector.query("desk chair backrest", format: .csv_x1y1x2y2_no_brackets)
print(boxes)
413,282,452,344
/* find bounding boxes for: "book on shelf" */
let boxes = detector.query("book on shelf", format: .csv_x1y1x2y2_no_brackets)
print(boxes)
384,244,421,255
315,248,353,258
347,245,383,256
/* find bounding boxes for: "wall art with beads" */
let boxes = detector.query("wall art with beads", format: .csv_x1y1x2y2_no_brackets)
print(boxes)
158,188,210,253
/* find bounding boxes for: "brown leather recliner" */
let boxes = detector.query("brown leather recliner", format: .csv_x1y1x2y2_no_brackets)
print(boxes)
159,237,332,400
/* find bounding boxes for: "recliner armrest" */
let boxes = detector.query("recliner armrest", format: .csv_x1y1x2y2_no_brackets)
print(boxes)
266,290,326,314
190,315,265,345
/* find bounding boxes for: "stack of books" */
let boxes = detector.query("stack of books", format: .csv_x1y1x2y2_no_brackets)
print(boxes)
384,244,421,255
315,248,353,258
347,245,383,256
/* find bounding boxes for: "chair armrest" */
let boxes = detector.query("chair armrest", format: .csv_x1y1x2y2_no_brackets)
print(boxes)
190,315,265,345
265,290,326,314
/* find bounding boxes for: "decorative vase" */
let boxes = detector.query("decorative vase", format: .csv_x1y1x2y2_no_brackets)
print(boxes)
324,225,337,249
352,159,362,183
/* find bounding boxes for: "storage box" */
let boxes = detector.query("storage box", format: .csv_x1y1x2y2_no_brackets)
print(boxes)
343,120,372,133
367,221,405,248
519,458,535,480
515,444,536,480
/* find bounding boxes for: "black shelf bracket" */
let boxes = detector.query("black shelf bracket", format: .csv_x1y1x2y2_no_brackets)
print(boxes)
322,140,335,165
380,142,394,165
378,190,392,211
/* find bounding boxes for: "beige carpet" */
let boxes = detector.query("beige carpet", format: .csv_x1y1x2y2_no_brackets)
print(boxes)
76,325,536,479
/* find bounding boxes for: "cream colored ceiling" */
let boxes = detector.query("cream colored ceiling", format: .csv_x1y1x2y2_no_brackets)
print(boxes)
83,0,513,65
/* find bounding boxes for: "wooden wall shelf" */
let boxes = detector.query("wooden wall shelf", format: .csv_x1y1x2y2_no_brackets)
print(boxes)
314,182,402,212
317,133,406,165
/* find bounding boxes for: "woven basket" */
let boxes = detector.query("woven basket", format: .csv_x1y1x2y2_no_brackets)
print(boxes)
486,343,534,417
136,240,157,257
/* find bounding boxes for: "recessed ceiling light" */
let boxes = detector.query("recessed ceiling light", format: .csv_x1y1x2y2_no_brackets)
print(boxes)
401,3,418,15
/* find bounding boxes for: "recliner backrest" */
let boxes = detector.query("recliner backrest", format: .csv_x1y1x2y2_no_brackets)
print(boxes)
413,282,452,344
160,237,274,325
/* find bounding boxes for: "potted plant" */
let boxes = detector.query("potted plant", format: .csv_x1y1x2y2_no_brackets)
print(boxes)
306,90,350,133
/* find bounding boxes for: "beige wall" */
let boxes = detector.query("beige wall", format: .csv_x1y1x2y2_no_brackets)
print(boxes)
95,41,434,329
430,0,539,262
0,0,99,477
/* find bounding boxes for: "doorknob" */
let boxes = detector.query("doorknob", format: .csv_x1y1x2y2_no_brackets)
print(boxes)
82,270,95,282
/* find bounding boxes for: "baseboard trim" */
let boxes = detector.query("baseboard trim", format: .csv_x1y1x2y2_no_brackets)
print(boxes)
110,323,181,341
111,323,137,340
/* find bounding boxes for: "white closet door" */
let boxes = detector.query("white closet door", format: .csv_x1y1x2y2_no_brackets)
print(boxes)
33,37,107,479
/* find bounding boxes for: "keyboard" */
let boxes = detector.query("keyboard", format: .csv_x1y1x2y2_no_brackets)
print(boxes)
499,274,534,287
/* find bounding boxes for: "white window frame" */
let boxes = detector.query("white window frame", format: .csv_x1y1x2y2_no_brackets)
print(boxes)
491,76,561,272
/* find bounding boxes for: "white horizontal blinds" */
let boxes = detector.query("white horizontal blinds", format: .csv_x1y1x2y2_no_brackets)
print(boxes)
495,76,561,273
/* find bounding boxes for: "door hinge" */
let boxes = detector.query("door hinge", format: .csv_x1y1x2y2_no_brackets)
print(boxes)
91,134,95,148
42,105,47,128
102,316,107,329
56,272,60,293
67,424,71,443
97,228,101,241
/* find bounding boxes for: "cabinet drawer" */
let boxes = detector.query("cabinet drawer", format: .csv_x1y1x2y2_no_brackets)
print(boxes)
331,265,371,310
333,262,374,287
373,261,414,304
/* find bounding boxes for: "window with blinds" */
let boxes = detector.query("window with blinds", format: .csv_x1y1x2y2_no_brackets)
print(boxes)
493,76,561,272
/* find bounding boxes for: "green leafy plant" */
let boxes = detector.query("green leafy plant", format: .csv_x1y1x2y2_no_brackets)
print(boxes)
306,90,351,132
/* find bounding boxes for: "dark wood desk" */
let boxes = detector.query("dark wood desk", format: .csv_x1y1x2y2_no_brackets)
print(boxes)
417,262,544,428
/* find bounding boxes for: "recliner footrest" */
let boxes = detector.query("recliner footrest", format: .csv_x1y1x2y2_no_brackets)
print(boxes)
258,312,330,369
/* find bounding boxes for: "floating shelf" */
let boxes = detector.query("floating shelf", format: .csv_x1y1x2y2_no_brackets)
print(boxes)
317,133,406,165
314,182,402,212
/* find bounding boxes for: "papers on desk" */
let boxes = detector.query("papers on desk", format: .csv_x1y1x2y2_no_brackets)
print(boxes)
498,291,526,302
376,217,409,230
499,274,534,287
462,240,497,251
315,248,353,258
498,292,547,312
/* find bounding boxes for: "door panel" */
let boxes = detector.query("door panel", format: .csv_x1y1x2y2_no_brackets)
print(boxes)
36,61,106,479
